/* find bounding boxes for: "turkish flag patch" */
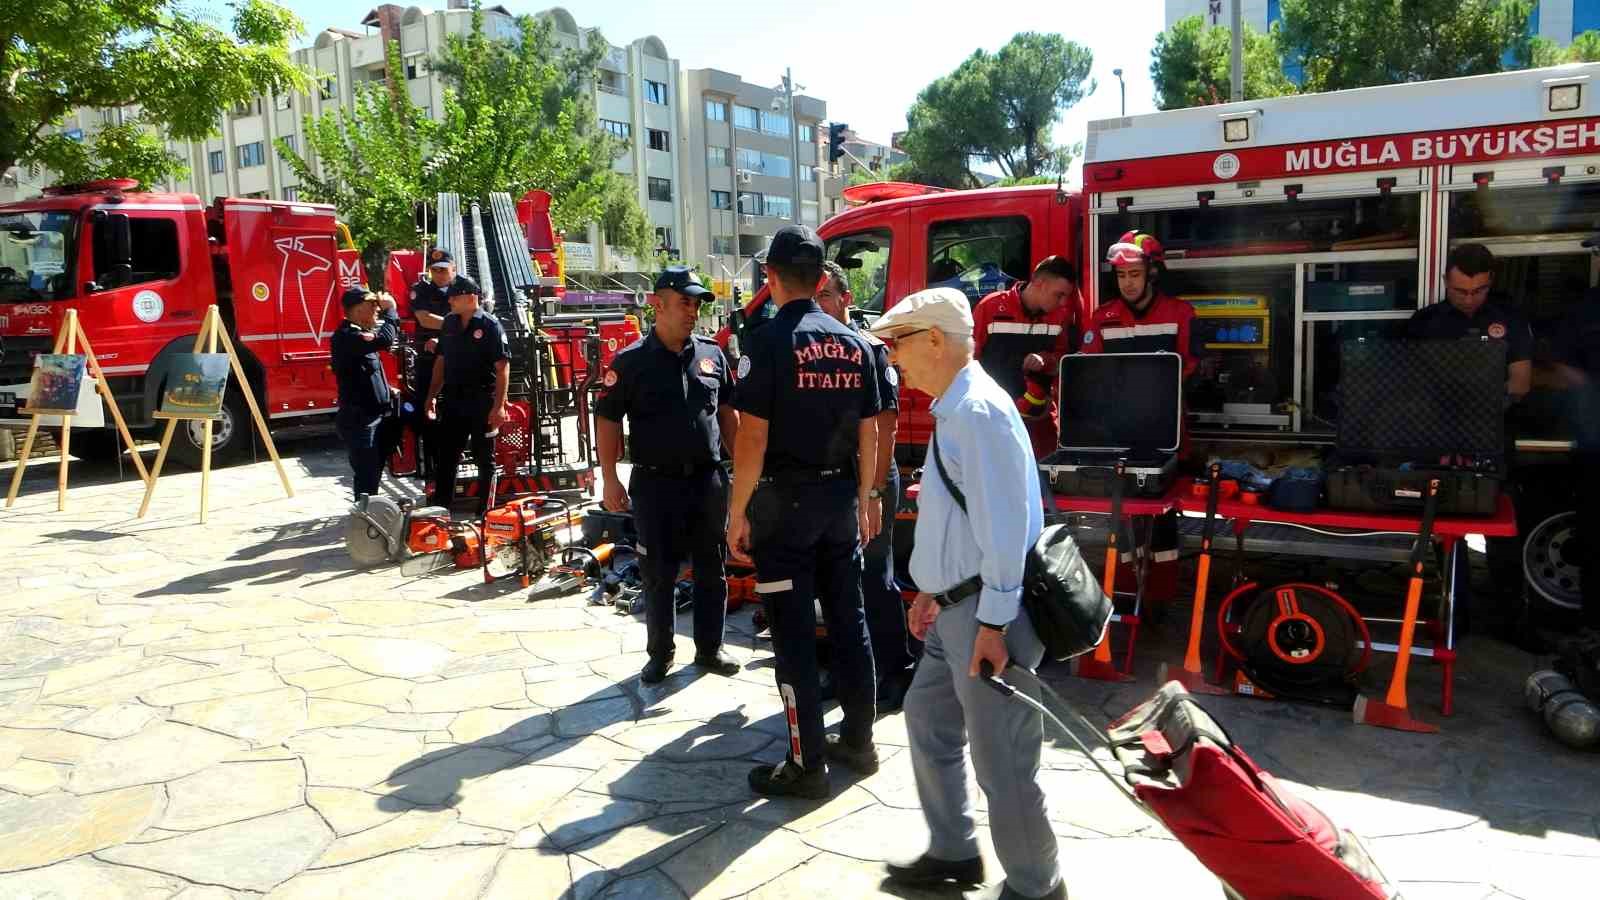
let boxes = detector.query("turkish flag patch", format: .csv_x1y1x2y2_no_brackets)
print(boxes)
699,357,715,375
603,369,618,387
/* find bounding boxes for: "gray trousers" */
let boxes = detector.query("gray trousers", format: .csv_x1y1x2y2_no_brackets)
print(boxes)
905,597,1061,898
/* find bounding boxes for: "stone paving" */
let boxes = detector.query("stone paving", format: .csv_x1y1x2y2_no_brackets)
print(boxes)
0,440,1597,899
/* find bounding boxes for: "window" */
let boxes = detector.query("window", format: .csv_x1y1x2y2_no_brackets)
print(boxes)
711,235,735,256
736,148,790,178
760,111,790,136
208,150,225,175
707,146,729,167
405,57,427,80
799,123,814,143
597,70,626,95
283,186,298,202
711,190,732,210
800,165,815,182
274,93,291,111
644,80,668,105
318,77,337,101
237,141,266,168
647,177,672,202
600,119,631,140
738,191,761,215
101,109,117,125
654,227,673,251
705,99,727,121
280,134,296,154
647,128,670,152
802,200,819,226
764,196,793,220
734,105,759,130
233,98,263,117
927,216,1033,304
823,228,894,312
93,216,180,289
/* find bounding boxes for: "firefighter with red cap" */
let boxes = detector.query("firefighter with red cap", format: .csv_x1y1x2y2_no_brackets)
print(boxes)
972,256,1081,460
1081,231,1202,604
1081,231,1199,369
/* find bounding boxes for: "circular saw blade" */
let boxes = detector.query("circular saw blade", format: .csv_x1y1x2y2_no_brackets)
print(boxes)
345,496,403,567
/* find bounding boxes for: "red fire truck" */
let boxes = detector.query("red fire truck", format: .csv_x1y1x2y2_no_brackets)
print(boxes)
0,179,413,467
727,63,1600,612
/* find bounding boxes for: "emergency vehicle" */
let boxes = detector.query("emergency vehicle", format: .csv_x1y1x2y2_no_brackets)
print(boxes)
0,180,408,467
725,63,1600,610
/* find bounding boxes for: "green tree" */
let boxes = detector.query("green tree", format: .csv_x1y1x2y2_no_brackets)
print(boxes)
1533,30,1600,64
1277,0,1532,93
5,0,305,189
1151,15,1296,109
428,2,651,259
277,40,429,287
898,32,1094,186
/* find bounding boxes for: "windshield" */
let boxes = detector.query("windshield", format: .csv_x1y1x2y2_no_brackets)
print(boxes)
825,228,893,313
0,210,77,301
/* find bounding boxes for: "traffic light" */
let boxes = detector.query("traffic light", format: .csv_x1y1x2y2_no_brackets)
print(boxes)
827,122,848,164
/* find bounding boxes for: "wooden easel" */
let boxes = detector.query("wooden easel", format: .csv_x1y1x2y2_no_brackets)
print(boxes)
5,309,149,512
137,305,293,523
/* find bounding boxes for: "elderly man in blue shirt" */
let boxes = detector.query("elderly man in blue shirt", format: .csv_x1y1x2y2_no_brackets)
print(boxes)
870,287,1063,900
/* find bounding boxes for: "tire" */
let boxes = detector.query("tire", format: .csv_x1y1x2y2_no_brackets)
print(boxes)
66,428,128,464
169,386,253,470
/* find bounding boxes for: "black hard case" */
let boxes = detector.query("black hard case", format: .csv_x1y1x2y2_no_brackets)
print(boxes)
1326,339,1505,517
1039,352,1183,498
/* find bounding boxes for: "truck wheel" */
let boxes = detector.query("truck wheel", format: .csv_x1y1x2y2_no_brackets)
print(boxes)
169,388,252,470
67,429,128,464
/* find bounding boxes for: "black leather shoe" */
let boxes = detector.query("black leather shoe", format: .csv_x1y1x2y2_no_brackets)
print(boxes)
885,852,985,888
748,760,829,800
823,733,880,775
640,656,673,684
995,878,1067,900
693,648,740,676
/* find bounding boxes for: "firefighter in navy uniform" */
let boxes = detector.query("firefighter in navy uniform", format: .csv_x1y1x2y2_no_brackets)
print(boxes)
818,260,913,709
1552,248,1600,639
1080,231,1201,606
1406,242,1534,642
595,266,742,684
728,225,882,799
408,250,466,481
425,275,509,514
972,256,1082,460
330,287,399,502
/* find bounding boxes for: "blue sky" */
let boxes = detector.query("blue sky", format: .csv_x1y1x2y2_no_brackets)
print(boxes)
279,0,1166,181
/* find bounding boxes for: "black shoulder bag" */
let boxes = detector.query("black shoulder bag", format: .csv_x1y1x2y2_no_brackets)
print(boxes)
930,431,1112,662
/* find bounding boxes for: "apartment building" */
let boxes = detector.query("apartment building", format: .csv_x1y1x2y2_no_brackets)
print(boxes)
4,2,840,282
678,69,832,287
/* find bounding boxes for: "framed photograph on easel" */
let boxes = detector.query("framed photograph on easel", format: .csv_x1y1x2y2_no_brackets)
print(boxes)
153,354,230,420
23,354,88,416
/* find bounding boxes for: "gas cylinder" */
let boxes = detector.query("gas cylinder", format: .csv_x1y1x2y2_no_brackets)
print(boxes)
1524,670,1600,751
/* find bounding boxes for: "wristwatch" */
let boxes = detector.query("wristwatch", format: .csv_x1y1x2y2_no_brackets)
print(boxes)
977,620,1008,634
866,486,885,499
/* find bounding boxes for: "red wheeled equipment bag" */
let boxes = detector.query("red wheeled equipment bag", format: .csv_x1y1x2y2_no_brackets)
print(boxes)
986,675,1398,900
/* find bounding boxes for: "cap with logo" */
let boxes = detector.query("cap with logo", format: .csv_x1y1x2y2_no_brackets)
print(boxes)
654,265,712,298
428,248,455,269
446,275,481,298
867,287,974,340
340,286,373,309
758,225,825,267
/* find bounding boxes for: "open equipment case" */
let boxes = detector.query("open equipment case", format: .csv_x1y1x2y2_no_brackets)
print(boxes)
1040,351,1183,497
1326,338,1506,516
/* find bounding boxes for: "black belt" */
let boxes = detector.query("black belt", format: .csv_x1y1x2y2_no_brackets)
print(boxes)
634,462,719,478
758,466,851,487
934,575,982,609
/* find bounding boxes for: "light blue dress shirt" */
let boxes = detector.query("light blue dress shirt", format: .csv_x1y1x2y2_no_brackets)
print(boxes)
910,361,1044,626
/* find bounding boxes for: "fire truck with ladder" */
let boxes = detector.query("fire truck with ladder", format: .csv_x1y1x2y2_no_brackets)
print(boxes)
0,180,614,490
725,62,1600,618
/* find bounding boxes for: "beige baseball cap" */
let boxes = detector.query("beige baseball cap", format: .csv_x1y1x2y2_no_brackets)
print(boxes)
868,287,974,340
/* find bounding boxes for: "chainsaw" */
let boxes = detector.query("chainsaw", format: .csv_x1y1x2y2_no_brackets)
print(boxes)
346,495,464,574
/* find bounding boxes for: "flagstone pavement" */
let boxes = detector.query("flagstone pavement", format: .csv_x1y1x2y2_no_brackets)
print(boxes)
0,441,1597,899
